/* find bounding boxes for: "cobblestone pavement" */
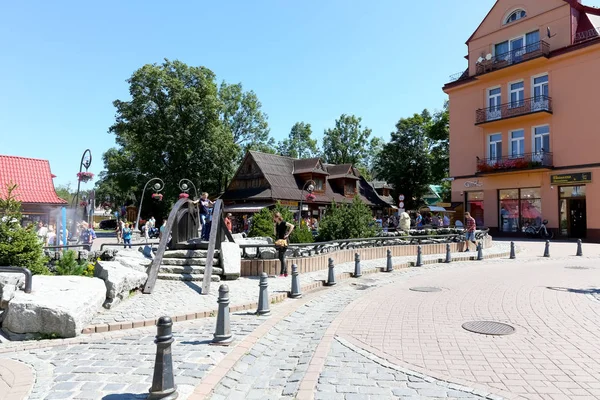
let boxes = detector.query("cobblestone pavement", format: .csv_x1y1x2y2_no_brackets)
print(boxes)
89,242,511,326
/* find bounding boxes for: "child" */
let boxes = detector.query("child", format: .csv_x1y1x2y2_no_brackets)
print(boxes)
123,224,133,249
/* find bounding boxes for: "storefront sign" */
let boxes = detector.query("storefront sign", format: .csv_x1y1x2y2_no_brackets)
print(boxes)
279,200,299,207
551,172,592,185
464,180,483,188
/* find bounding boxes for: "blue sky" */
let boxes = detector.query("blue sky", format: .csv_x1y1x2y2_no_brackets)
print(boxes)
2,0,586,188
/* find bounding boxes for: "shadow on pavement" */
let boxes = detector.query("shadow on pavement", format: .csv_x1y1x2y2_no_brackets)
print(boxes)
180,339,213,345
102,394,146,400
547,286,600,295
183,281,203,294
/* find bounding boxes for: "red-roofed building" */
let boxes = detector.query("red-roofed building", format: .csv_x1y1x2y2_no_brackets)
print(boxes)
0,155,67,225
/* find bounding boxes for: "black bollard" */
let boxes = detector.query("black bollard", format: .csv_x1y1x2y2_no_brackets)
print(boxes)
477,242,483,260
289,264,302,298
148,317,178,400
510,241,516,259
256,272,270,315
354,253,362,278
212,284,233,345
576,239,583,257
386,249,393,272
325,258,337,286
445,243,451,263
416,246,423,267
543,240,550,258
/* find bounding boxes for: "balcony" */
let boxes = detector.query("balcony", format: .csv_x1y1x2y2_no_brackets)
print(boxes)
475,96,552,125
447,40,550,84
476,152,553,175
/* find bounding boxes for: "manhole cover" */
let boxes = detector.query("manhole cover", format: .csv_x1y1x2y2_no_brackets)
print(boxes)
462,321,515,336
409,287,443,292
565,266,590,270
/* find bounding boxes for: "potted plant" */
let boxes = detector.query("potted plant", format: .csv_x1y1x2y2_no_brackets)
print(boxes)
152,193,163,201
179,193,189,199
77,172,94,182
306,193,316,202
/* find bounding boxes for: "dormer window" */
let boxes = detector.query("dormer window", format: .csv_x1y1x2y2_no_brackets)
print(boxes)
505,9,526,24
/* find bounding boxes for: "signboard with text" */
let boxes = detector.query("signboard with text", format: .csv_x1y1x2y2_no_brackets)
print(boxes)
551,172,592,185
279,200,299,207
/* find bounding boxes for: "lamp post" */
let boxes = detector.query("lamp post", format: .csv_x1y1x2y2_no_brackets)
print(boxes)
179,179,201,237
298,180,315,223
135,178,165,231
72,149,92,234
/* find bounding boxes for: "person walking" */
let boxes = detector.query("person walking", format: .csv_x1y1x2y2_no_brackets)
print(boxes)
199,192,214,240
123,224,133,249
224,213,233,233
36,221,48,244
273,212,295,277
115,219,122,244
415,212,423,228
464,212,477,252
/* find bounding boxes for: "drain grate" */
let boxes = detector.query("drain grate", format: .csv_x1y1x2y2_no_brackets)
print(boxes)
409,287,443,292
565,266,590,270
462,321,515,336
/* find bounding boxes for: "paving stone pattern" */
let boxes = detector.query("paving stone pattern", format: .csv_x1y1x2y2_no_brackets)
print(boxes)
316,339,488,400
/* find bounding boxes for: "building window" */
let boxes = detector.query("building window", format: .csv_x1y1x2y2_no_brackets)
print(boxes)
532,75,549,111
498,188,542,232
510,130,525,158
488,133,503,161
313,178,324,191
509,81,524,108
495,30,539,62
505,9,526,24
487,88,502,120
534,125,550,154
466,191,484,227
345,181,356,195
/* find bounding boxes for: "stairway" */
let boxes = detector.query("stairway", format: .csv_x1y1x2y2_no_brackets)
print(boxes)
158,249,222,282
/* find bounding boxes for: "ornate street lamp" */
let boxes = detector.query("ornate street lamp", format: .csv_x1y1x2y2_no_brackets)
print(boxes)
72,149,92,234
135,178,165,231
298,180,316,223
179,179,201,237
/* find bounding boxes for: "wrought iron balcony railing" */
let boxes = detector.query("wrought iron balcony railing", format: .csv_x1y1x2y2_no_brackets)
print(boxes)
475,96,552,125
574,27,600,44
476,152,553,174
448,40,550,83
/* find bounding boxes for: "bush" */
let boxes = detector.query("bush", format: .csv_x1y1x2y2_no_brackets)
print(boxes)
290,222,314,244
0,184,49,275
248,202,296,240
317,197,378,241
55,250,87,276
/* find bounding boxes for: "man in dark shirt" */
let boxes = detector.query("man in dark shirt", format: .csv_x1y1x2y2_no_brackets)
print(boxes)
273,212,295,277
464,212,477,252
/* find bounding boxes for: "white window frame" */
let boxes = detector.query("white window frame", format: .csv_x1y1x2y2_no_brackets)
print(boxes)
488,133,503,162
509,129,525,158
532,124,550,163
531,73,549,112
486,86,502,121
504,8,527,25
508,79,525,108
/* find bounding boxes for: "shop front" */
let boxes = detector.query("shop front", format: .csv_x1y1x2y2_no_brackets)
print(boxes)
552,172,591,239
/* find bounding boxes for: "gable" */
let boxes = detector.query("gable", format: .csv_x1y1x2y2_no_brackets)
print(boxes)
467,0,568,44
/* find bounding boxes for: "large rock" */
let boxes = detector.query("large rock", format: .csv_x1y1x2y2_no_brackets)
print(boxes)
259,247,277,260
113,248,152,274
3,276,106,338
0,272,26,310
94,261,148,309
219,242,241,280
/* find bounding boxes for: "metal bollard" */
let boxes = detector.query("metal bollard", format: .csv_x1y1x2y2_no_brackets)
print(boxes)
386,249,393,272
289,264,302,298
354,253,362,278
256,272,271,315
415,246,423,267
510,241,516,259
148,316,178,400
445,243,451,263
477,242,483,260
576,239,583,256
212,284,233,345
325,258,337,286
543,240,550,258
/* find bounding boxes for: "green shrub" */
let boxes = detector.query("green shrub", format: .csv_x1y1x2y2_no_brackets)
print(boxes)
317,197,378,241
248,202,296,240
55,250,86,276
0,184,49,275
290,223,314,244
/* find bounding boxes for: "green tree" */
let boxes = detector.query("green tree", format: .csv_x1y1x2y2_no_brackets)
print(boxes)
54,184,73,204
278,122,319,159
248,203,313,243
94,147,140,207
375,110,433,210
0,184,49,275
107,59,238,200
317,197,377,241
322,114,372,165
427,101,449,184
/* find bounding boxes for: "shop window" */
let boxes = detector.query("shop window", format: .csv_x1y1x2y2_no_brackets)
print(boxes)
466,191,484,227
499,189,519,232
498,188,542,232
559,186,587,238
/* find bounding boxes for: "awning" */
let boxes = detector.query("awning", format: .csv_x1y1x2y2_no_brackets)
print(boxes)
420,206,455,213
224,202,274,213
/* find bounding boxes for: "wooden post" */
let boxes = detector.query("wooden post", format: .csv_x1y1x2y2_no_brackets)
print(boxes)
202,200,223,295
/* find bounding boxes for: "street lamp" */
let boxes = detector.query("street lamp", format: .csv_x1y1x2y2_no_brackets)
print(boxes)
298,180,316,223
179,179,201,237
135,178,165,231
72,149,92,234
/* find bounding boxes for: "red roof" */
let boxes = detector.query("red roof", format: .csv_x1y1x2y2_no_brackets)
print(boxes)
0,155,68,205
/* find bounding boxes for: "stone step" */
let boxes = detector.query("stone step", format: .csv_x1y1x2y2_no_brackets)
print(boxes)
160,257,220,266
157,273,221,282
163,249,218,259
159,265,224,275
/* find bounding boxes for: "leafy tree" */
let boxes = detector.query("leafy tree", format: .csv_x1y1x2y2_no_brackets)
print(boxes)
358,136,385,180
278,122,319,159
322,114,372,165
427,101,449,183
317,197,377,241
0,184,49,275
54,184,73,204
107,59,238,200
94,147,140,207
375,110,433,210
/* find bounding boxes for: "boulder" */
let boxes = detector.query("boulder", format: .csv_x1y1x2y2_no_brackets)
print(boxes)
0,273,25,310
3,276,106,338
259,247,277,260
94,261,148,309
220,242,241,280
113,249,152,274
1,285,16,309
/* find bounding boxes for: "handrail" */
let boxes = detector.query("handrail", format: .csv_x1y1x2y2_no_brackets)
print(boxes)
100,241,159,250
476,152,553,174
475,96,552,124
43,244,91,251
0,266,32,293
475,40,549,76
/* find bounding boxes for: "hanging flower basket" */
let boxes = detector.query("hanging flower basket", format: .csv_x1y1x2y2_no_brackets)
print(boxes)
306,193,316,202
179,193,189,199
79,201,88,207
77,171,94,182
101,201,112,210
152,193,163,201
